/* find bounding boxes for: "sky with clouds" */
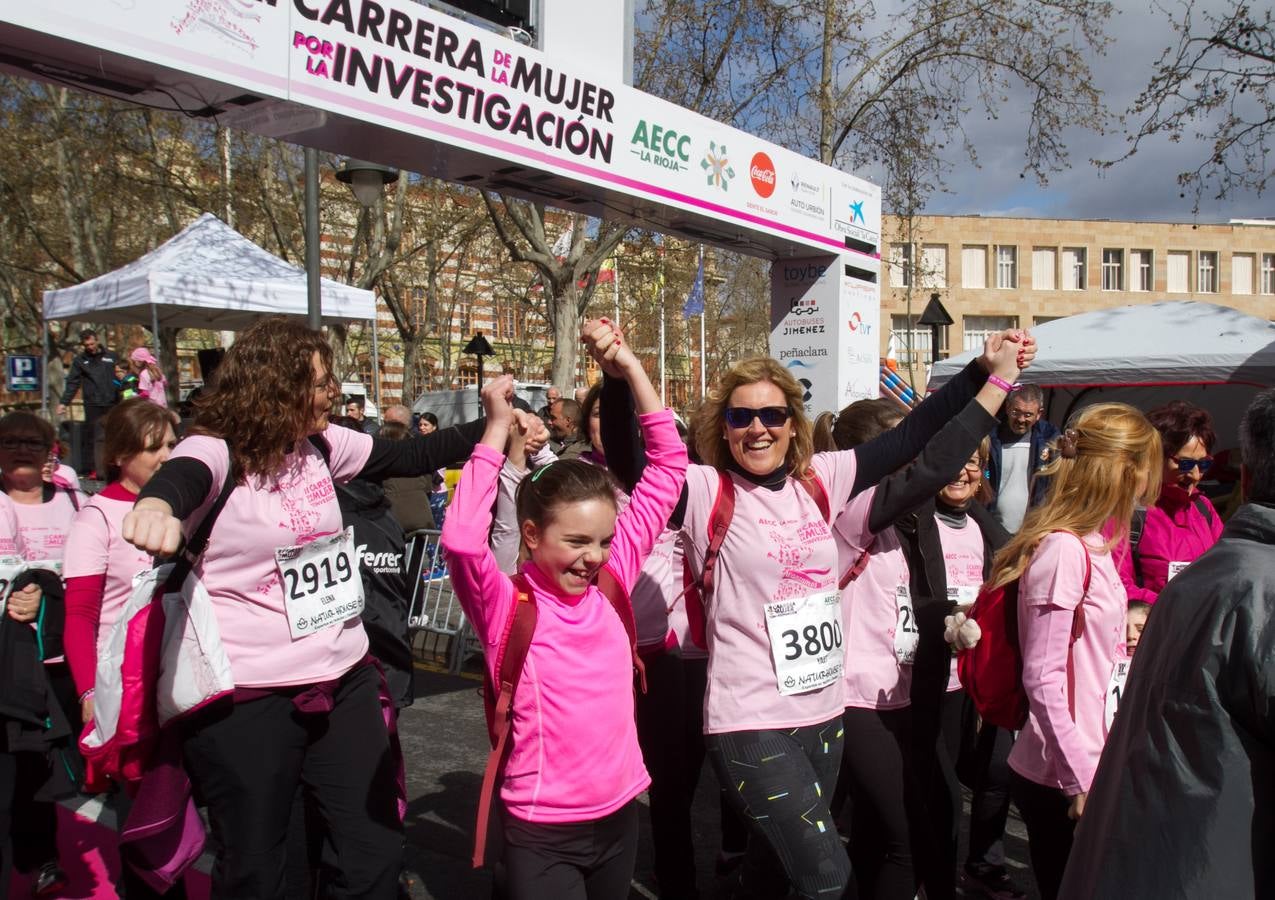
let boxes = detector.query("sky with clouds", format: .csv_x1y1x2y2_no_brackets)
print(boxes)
905,0,1271,224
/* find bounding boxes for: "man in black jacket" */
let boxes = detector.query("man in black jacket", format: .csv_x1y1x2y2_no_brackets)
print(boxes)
56,329,119,476
1059,388,1275,899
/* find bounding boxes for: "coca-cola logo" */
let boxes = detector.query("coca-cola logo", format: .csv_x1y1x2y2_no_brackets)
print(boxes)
750,152,776,198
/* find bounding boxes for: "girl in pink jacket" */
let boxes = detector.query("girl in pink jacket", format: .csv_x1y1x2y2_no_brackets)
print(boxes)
988,402,1162,900
442,320,687,900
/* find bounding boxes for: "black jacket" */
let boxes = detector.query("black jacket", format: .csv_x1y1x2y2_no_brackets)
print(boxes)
1059,502,1275,899
60,346,121,407
336,478,415,709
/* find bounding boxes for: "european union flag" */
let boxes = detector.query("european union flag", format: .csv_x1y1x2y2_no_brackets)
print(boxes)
682,256,705,319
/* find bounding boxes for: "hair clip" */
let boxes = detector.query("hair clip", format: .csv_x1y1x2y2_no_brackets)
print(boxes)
1059,429,1080,459
530,462,555,482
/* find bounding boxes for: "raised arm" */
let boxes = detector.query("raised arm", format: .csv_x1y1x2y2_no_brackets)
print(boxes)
853,329,1034,495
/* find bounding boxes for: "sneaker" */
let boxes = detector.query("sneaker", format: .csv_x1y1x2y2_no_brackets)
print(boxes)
960,863,1026,900
31,861,68,898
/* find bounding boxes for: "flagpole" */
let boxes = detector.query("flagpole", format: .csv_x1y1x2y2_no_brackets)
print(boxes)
697,246,706,399
659,249,666,406
612,251,621,324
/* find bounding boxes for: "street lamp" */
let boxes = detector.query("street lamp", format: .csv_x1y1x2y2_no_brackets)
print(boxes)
335,159,400,207
462,332,496,416
918,292,953,367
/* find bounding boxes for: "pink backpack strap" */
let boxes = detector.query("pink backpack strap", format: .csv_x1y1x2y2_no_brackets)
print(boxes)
473,577,536,869
796,469,832,524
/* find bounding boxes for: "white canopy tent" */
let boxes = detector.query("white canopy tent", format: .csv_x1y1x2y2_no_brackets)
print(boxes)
926,300,1275,454
42,213,379,408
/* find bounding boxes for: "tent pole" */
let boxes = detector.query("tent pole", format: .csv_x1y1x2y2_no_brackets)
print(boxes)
370,315,382,413
41,320,49,418
151,303,162,370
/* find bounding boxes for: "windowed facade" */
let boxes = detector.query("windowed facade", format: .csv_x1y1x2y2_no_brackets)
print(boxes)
1130,249,1153,292
920,244,947,289
961,245,988,289
995,245,1017,289
1031,247,1056,290
1198,251,1218,293
891,315,932,365
1061,247,1086,290
1167,251,1190,293
962,316,1018,353
1101,248,1124,291
1232,254,1254,295
889,243,912,288
1263,253,1275,295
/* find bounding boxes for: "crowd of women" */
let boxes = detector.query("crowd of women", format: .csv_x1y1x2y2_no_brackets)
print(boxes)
0,313,1231,900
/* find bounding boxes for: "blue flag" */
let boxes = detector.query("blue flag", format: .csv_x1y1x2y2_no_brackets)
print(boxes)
682,255,705,319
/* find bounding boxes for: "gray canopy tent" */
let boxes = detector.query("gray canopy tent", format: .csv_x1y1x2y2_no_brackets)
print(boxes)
41,213,379,410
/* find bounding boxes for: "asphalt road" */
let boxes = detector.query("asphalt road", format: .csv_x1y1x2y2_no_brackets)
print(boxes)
397,660,1041,900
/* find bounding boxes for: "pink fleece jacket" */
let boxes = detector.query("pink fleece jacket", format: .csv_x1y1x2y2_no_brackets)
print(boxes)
442,410,687,824
1009,531,1127,796
1121,485,1224,602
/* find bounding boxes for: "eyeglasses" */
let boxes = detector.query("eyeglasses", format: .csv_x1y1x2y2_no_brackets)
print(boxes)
724,406,793,429
0,438,51,454
1171,456,1213,474
962,458,983,472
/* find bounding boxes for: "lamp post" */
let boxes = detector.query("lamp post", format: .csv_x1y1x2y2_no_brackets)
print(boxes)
335,159,400,415
918,292,954,367
462,332,496,416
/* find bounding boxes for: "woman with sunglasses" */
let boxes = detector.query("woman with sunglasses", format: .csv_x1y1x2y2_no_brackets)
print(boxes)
1116,400,1224,602
601,327,1033,899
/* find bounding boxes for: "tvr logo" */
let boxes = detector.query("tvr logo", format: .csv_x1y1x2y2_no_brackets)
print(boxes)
847,312,873,335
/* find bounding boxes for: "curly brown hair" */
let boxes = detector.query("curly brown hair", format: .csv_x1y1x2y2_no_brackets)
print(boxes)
190,316,336,477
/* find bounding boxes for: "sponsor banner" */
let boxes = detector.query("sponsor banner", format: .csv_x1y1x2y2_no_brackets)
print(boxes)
841,276,881,404
771,257,842,416
2,0,879,257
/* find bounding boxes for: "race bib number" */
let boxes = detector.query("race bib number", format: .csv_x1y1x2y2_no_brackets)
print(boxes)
764,590,844,696
895,584,919,665
1105,657,1131,731
276,528,364,640
946,584,979,608
1167,561,1190,581
0,556,26,608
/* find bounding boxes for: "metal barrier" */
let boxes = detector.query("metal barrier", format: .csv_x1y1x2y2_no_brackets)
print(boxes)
403,529,481,674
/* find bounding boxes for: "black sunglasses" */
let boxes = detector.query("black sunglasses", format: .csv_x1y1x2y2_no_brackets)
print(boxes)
1171,456,1213,474
724,406,793,429
0,437,50,454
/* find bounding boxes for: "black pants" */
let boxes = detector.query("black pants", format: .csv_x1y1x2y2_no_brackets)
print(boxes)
911,690,965,900
965,714,1015,870
838,706,926,900
182,663,401,900
707,716,850,899
0,749,58,891
1009,772,1074,900
80,403,111,477
634,653,746,899
502,800,638,900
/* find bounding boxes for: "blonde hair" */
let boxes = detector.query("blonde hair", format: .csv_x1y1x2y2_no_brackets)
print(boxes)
693,357,813,476
989,402,1162,589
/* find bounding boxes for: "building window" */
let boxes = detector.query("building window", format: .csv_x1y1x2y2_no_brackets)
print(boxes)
919,244,947,289
1167,250,1190,293
1061,247,1086,290
495,298,520,340
1263,253,1275,295
962,316,1018,353
1101,249,1124,291
1130,249,1153,292
1031,247,1056,290
1232,254,1255,295
457,365,478,388
961,245,988,289
889,243,912,288
1198,251,1218,293
995,246,1017,289
890,314,932,365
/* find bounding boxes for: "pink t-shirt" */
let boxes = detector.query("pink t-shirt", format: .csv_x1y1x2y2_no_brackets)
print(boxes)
9,488,81,562
171,425,373,688
938,516,985,691
683,451,858,735
442,411,687,824
1009,531,1127,796
63,489,154,665
138,370,168,408
834,487,913,710
0,493,21,557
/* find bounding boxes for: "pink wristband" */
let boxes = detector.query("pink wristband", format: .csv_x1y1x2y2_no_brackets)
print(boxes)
987,374,1020,393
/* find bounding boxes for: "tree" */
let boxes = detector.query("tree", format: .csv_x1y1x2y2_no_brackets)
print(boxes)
481,195,629,387
1103,0,1273,208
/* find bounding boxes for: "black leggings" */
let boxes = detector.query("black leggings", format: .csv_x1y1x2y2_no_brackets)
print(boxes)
1009,772,1075,900
707,716,850,899
502,801,638,900
182,663,402,900
837,706,926,900
966,714,1015,869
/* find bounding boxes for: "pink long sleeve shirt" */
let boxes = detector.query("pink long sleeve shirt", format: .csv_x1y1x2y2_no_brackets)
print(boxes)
1008,531,1127,796
0,493,21,557
442,411,687,824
